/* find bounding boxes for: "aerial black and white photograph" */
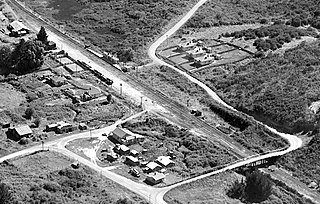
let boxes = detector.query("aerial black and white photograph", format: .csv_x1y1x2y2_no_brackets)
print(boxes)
0,0,319,203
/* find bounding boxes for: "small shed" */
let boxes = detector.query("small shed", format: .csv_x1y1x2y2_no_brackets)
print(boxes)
145,162,161,173
156,156,175,168
47,76,66,87
125,135,136,145
109,127,131,144
113,144,130,155
135,135,145,143
124,156,139,166
145,172,166,185
7,20,29,37
106,153,118,162
130,149,139,157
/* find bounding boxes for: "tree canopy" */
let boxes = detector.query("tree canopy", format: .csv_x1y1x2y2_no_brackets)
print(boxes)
37,26,48,43
11,39,45,73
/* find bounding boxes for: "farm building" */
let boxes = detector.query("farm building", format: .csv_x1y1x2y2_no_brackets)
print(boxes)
124,156,139,166
156,156,175,168
130,149,139,157
144,162,162,173
7,125,32,141
178,40,197,51
46,121,74,134
113,144,130,155
194,53,216,66
7,20,29,37
47,76,66,87
145,172,166,185
106,153,118,162
109,127,142,145
186,47,206,59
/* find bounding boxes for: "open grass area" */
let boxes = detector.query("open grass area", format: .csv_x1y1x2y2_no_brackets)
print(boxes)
0,151,147,203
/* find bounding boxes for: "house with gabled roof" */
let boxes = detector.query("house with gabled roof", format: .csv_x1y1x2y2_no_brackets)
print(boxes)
7,125,32,141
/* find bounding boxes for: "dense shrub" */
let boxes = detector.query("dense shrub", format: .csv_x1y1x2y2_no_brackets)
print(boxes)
224,24,317,51
227,171,273,203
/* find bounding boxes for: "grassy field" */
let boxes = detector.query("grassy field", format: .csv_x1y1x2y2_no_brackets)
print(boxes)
164,171,313,204
1,151,147,203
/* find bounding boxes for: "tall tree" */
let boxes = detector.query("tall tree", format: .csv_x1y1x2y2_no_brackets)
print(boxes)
0,45,12,72
245,170,273,202
11,39,44,73
37,26,48,43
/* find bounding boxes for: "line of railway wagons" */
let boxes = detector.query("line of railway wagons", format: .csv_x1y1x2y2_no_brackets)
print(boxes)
76,60,114,86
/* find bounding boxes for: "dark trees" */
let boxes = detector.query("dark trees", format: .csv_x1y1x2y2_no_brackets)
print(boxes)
0,183,12,204
11,39,44,73
37,26,48,43
0,46,12,71
245,171,273,202
227,171,273,203
117,48,134,62
227,179,245,199
24,107,35,119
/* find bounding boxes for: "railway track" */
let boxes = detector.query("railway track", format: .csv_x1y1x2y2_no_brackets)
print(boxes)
8,0,248,158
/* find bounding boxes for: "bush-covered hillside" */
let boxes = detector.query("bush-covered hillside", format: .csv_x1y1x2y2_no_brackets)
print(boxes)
279,133,320,185
187,0,320,28
41,0,195,61
223,24,318,51
210,40,320,133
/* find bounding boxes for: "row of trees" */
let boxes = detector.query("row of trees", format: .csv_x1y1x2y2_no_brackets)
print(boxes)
186,0,320,30
223,24,318,51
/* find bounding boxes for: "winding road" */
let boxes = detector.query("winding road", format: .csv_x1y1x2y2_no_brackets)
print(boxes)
2,0,309,203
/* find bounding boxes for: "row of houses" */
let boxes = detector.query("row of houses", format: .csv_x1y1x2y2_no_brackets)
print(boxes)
124,155,175,185
178,38,221,66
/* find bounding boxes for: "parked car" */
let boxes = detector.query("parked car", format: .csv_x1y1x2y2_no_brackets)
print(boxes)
129,168,140,177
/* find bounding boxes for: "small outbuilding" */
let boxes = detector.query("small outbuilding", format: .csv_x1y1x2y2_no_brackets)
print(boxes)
156,156,175,168
113,144,130,155
145,172,166,185
124,156,139,166
144,162,161,173
106,153,118,162
7,20,29,37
